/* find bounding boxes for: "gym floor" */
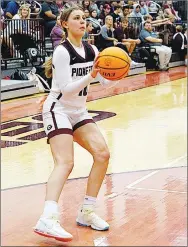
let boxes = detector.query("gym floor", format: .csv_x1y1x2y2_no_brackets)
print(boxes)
2,66,187,246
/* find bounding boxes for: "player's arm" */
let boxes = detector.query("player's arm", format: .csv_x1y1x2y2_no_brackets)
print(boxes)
53,46,99,96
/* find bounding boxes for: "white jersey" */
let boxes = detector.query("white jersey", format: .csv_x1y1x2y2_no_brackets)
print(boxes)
49,38,98,109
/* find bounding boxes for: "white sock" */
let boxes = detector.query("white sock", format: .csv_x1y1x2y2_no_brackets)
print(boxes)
42,200,59,217
82,195,97,211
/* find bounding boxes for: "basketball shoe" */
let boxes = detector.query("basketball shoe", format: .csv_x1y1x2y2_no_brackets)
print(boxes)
76,208,109,231
33,214,73,242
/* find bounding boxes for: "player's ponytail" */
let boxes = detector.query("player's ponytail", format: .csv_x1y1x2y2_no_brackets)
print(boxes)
43,57,53,79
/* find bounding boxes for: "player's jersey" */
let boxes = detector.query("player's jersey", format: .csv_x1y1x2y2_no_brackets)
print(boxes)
49,39,97,109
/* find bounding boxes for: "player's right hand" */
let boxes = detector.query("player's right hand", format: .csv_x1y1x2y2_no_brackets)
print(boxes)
90,56,100,78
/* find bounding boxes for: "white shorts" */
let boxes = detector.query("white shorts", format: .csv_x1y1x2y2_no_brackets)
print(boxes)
42,95,94,143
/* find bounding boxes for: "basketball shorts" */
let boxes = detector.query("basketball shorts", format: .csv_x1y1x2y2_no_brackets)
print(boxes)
42,97,94,143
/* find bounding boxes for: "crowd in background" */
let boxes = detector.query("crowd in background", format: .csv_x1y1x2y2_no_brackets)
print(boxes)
1,0,187,69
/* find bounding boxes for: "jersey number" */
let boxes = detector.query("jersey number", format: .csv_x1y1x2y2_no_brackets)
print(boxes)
79,86,88,96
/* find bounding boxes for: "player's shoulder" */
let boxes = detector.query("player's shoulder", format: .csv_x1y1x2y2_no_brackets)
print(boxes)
53,44,70,58
90,44,99,56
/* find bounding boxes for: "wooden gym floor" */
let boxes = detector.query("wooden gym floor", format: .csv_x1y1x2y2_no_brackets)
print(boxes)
1,66,187,246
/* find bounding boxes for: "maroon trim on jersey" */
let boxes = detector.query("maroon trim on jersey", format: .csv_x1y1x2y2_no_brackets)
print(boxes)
50,102,58,129
73,119,95,132
47,128,73,143
49,93,62,130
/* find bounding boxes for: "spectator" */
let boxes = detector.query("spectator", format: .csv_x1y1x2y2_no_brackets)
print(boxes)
1,7,5,32
50,15,65,48
99,15,128,52
114,17,140,55
5,0,20,19
139,21,172,71
83,8,90,18
100,15,117,49
99,4,111,25
82,0,91,10
111,5,122,28
110,1,118,12
139,1,149,16
130,3,144,21
89,0,100,15
156,8,166,20
163,0,181,22
56,0,64,13
89,9,101,28
40,0,59,36
122,5,131,18
172,25,187,61
3,4,31,56
82,21,94,44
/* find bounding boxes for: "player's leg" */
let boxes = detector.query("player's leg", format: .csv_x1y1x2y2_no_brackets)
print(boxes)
34,109,74,241
73,121,110,231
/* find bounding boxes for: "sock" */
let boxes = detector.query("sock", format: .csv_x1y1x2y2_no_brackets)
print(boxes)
42,200,59,218
82,195,97,211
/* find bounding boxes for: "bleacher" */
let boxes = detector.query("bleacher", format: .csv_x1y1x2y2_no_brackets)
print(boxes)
1,0,187,100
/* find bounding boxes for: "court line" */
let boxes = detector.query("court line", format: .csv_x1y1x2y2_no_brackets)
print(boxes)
2,164,187,191
127,171,159,188
125,187,186,194
126,155,187,189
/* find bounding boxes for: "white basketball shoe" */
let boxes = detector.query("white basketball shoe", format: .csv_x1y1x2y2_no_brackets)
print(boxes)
33,214,73,242
76,208,109,231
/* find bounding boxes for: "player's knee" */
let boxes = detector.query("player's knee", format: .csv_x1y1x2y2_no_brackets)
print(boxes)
94,148,110,163
56,158,74,173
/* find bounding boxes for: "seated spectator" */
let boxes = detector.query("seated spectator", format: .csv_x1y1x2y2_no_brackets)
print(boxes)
82,21,94,44
163,0,181,22
1,7,5,32
114,17,141,55
40,0,59,36
100,15,117,49
111,5,122,28
89,9,101,28
147,1,160,18
139,21,172,71
5,0,20,19
89,0,100,15
172,25,187,61
139,1,149,16
50,15,65,48
99,15,128,52
99,4,111,26
82,0,91,11
55,0,64,13
156,8,167,21
122,5,131,18
3,4,31,56
130,3,144,21
84,8,90,18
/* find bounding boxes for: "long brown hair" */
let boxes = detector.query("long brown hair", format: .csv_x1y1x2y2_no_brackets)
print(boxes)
44,6,83,78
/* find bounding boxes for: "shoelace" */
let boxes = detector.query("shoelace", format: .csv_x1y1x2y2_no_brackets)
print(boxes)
84,210,103,223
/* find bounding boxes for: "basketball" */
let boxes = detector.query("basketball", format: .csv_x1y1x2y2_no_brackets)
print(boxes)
98,47,131,81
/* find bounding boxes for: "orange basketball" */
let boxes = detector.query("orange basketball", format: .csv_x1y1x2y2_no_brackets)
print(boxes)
98,47,131,81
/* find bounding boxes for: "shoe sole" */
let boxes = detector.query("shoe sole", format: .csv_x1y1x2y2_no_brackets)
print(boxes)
33,229,73,242
76,222,109,231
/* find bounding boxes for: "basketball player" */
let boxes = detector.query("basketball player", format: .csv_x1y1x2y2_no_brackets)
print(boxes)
33,6,121,242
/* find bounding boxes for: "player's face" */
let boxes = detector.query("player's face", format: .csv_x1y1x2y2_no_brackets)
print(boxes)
64,10,86,37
